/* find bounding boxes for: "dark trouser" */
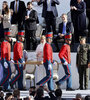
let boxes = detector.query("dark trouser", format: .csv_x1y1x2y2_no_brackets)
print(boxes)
0,59,11,89
45,11,56,35
78,65,89,89
25,30,37,50
58,64,72,89
53,35,64,51
10,59,23,90
36,62,54,91
86,11,90,34
0,23,4,40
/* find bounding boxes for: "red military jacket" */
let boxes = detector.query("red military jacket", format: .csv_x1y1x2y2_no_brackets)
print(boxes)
43,43,53,63
13,41,23,61
1,40,11,61
58,43,71,64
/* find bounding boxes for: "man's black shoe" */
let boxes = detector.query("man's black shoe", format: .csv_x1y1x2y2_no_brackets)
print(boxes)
0,86,3,91
55,81,59,85
66,88,75,91
55,81,61,89
3,89,13,92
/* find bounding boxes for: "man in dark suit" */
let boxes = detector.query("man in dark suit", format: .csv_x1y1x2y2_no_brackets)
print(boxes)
37,0,59,35
10,0,26,30
25,2,38,50
53,14,72,52
84,0,90,35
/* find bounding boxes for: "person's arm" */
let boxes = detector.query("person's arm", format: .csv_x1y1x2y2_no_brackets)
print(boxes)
88,44,90,67
43,86,56,100
58,45,67,64
23,50,28,70
22,1,26,12
76,46,80,67
75,2,86,13
16,43,23,60
52,0,60,5
76,53,79,67
45,44,52,64
1,42,7,61
37,0,44,5
28,11,38,21
10,2,13,10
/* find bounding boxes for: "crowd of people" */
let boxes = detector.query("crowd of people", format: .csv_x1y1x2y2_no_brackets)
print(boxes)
0,0,90,99
1,86,90,100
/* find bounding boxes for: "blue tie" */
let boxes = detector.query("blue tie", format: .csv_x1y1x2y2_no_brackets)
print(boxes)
62,23,66,34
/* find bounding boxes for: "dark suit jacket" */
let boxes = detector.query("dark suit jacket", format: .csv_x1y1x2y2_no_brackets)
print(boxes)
38,0,59,18
25,9,38,31
10,0,26,25
58,22,72,34
84,0,90,9
74,1,86,31
70,0,77,23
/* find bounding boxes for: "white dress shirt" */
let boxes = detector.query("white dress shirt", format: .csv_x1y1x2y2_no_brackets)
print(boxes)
27,9,32,16
47,0,52,11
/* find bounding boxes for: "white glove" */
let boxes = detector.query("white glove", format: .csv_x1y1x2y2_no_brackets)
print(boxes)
63,61,68,65
48,64,52,70
4,62,8,68
11,59,14,63
53,62,57,66
23,61,25,64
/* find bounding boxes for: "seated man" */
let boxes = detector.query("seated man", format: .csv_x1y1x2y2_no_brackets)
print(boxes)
53,13,72,52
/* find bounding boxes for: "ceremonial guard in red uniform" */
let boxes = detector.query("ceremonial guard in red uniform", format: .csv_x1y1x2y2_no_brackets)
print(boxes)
10,30,25,90
36,32,54,91
56,33,74,91
0,30,12,90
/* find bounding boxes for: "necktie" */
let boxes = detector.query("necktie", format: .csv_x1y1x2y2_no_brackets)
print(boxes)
15,1,17,13
62,23,66,34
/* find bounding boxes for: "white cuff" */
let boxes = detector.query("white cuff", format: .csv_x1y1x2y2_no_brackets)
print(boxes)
23,61,25,64
53,62,57,66
4,62,8,68
11,60,14,63
63,61,68,65
48,64,52,70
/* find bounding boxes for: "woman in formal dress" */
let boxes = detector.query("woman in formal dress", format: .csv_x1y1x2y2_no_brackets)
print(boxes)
1,1,12,31
35,35,46,83
71,0,86,42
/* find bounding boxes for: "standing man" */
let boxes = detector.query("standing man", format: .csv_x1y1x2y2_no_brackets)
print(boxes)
10,30,25,90
37,0,59,35
56,33,74,91
25,2,38,50
0,30,12,90
84,0,90,34
36,32,54,91
10,0,26,30
76,36,90,90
